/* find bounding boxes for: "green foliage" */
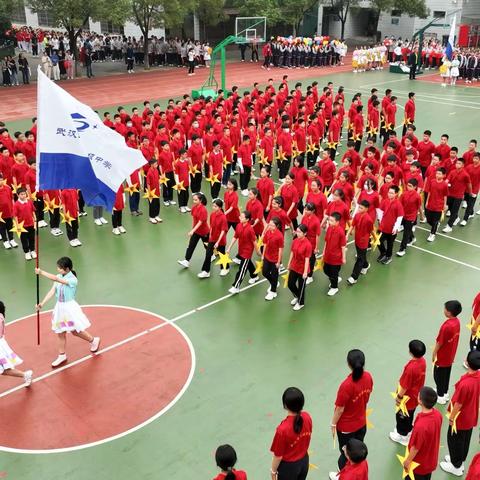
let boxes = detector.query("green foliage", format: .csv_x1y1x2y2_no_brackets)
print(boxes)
196,0,226,27
394,0,428,18
237,0,282,25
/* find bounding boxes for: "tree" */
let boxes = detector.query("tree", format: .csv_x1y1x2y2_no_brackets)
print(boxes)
196,0,226,40
320,0,359,40
279,0,320,36
129,0,195,69
237,0,282,25
0,0,24,37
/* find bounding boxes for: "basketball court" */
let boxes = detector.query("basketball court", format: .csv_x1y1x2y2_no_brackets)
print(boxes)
1,21,480,479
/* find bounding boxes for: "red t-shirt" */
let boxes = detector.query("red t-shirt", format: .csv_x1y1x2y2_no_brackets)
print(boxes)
335,372,374,432
208,150,224,177
213,470,247,480
357,190,379,222
13,199,35,227
174,160,190,187
289,237,313,275
266,208,290,234
425,179,448,212
246,198,264,236
379,198,404,234
408,409,442,475
447,168,471,199
466,164,480,194
435,143,450,162
224,190,240,224
318,158,336,187
449,370,480,430
435,317,460,367
270,411,312,462
281,183,299,220
466,452,480,480
11,162,29,186
338,460,369,480
323,224,347,266
237,144,253,168
209,210,227,245
61,189,79,218
256,177,275,209
300,213,320,251
473,292,480,319
399,357,426,410
146,167,160,196
113,185,125,211
417,140,435,168
263,228,284,264
352,212,374,249
234,222,256,259
326,200,350,229
306,191,327,221
0,184,13,218
400,190,421,221
158,150,174,174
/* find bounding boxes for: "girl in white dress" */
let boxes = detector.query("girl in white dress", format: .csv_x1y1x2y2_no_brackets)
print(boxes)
0,301,33,386
35,257,100,367
450,55,460,85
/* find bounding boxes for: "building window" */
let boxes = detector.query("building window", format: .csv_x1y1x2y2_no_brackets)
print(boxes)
37,10,56,27
391,18,400,25
100,21,124,35
433,11,446,18
391,10,402,17
11,1,27,23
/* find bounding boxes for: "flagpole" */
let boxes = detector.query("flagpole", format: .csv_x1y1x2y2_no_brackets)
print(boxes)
35,216,40,345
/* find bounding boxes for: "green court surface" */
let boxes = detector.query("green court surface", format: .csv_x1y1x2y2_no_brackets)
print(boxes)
1,69,480,479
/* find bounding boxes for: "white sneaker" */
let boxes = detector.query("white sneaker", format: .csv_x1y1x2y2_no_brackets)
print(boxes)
228,286,240,294
211,254,216,262
177,259,190,268
396,250,406,257
100,217,108,224
440,461,464,476
70,239,77,247
477,209,480,215
164,201,170,206
306,277,314,285
197,271,210,278
347,276,357,285
74,239,82,246
397,225,404,232
30,251,37,259
328,473,340,480
389,430,408,446
9,239,18,248
293,303,304,311
38,220,48,228
453,217,460,226
180,207,187,213
25,252,32,260
248,276,259,285
446,210,451,216
94,218,102,226
360,265,370,275
427,233,436,242
24,369,33,386
149,217,158,224
220,269,229,276
462,200,467,208
407,237,417,246
437,394,449,405
185,206,191,212
232,257,241,265
290,297,298,306
119,226,126,234
3,241,11,249
460,220,467,226
90,337,101,352
265,291,277,301
51,353,67,367
155,216,163,223
169,200,176,205
327,287,339,296
112,228,121,235
442,225,453,233
241,189,249,196
419,218,427,223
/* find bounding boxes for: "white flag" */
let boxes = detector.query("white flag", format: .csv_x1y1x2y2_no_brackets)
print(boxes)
36,68,146,210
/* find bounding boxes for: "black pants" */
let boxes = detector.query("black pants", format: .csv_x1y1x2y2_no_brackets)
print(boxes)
149,198,160,218
288,270,307,305
379,232,396,258
49,208,60,229
351,246,368,280
240,166,251,191
463,194,477,220
188,60,195,74
190,172,202,194
129,192,140,213
66,219,79,240
263,55,271,68
447,427,473,468
232,256,257,289
323,263,341,288
127,58,134,71
433,365,451,396
447,197,462,227
263,259,279,293
396,408,415,436
337,425,367,469
112,210,122,228
399,219,415,251
178,188,189,208
277,454,309,480
163,172,175,202
279,156,292,180
20,226,35,253
354,135,363,152
34,198,45,221
185,233,209,261
201,242,226,273
0,217,13,241
426,209,441,234
211,180,221,200
78,191,85,213
409,64,416,79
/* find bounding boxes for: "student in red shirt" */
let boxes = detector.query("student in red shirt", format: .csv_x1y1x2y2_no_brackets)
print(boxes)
111,185,126,235
329,438,368,480
301,203,321,285
237,135,253,196
174,148,191,213
0,173,16,249
146,159,162,224
224,179,241,232
435,134,451,162
468,292,480,356
265,197,293,234
178,193,209,268
403,92,416,137
246,188,264,238
158,141,177,207
397,178,421,257
432,300,462,404
270,387,312,480
213,444,247,480
256,165,275,215
389,340,427,446
424,167,448,242
440,350,480,476
188,134,204,194
227,211,260,294
377,185,404,264
261,217,284,301
400,386,443,480
346,200,373,285
60,189,81,247
318,149,336,191
417,130,436,177
13,188,36,260
323,212,347,296
280,173,300,230
462,152,480,224
198,198,228,279
331,349,373,470
466,452,480,480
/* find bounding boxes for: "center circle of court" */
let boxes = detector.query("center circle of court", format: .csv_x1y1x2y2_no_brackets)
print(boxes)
0,306,194,453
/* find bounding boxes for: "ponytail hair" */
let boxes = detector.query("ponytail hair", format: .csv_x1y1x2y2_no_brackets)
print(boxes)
347,349,365,381
57,256,77,277
212,198,224,210
0,300,5,317
194,192,208,206
282,387,305,434
215,444,238,480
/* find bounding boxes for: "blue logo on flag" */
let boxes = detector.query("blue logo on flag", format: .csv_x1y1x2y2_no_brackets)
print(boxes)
70,113,90,131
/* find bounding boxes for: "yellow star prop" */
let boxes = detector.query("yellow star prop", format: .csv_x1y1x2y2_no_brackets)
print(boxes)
11,182,22,195
124,184,139,195
215,252,233,269
60,211,74,226
207,174,220,185
10,219,27,237
223,156,231,168
446,410,460,434
385,122,393,130
43,198,59,214
29,191,37,202
254,260,263,276
159,174,169,186
307,143,316,154
397,447,420,479
143,188,159,202
0,212,4,223
327,141,338,149
390,385,410,416
366,408,374,429
370,230,381,251
282,271,289,288
402,117,411,126
231,146,237,155
258,150,270,166
173,181,185,192
467,316,480,340
189,164,200,176
276,151,286,162
314,258,324,272
256,237,264,249
368,126,378,135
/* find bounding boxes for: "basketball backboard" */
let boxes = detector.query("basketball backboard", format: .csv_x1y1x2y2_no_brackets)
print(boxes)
235,17,267,43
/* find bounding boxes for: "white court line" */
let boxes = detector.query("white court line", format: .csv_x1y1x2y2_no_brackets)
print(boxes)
415,225,480,249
